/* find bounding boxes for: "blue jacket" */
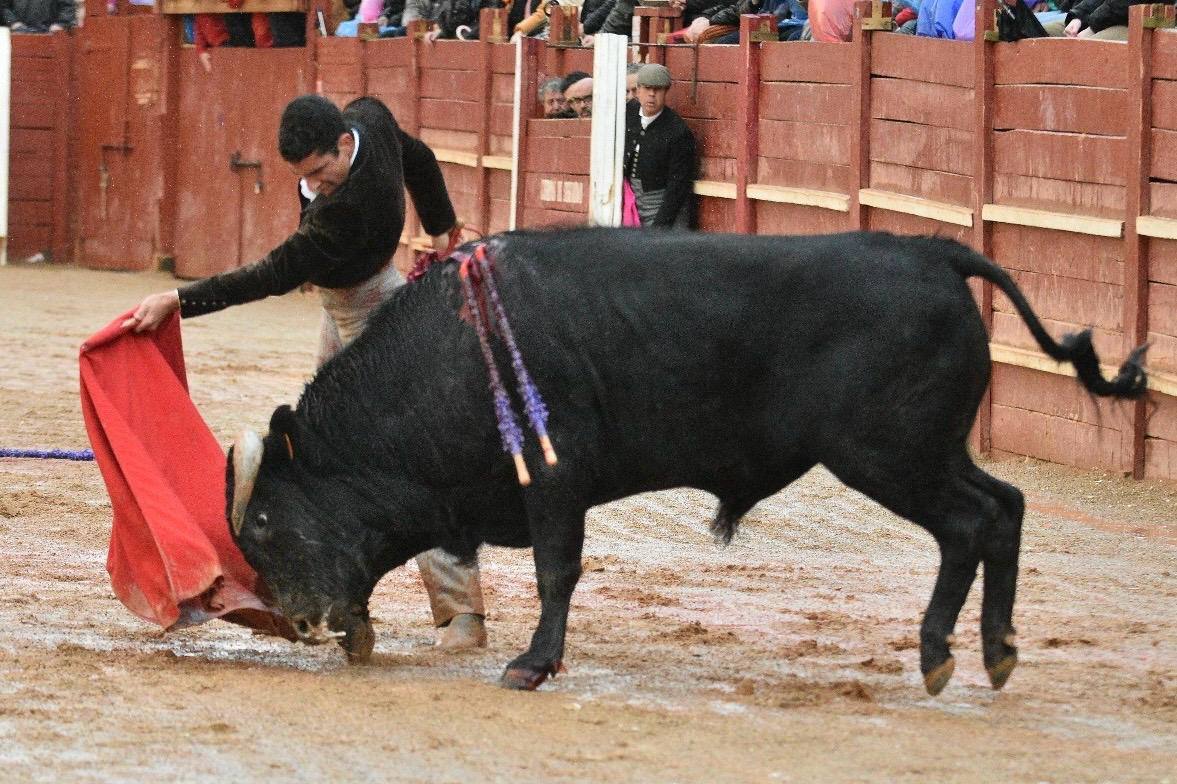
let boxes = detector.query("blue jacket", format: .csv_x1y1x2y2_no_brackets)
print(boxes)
916,0,965,37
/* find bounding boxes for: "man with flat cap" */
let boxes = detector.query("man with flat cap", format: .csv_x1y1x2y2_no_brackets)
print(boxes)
623,64,697,228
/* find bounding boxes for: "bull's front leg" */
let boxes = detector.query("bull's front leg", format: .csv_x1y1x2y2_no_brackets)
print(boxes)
501,507,586,691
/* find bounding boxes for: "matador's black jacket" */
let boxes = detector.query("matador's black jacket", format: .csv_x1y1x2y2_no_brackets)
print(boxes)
623,100,697,228
178,98,456,318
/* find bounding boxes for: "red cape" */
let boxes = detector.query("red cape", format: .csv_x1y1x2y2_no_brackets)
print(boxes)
79,311,294,640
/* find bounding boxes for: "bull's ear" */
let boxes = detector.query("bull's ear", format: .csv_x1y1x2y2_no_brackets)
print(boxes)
268,404,298,463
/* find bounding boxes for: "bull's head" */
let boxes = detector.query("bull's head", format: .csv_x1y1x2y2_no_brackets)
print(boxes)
227,405,379,663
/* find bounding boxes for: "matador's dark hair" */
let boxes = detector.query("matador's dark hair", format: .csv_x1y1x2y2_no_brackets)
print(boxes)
278,95,347,163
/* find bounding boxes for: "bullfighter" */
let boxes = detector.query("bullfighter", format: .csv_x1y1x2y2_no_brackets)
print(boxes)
126,94,488,650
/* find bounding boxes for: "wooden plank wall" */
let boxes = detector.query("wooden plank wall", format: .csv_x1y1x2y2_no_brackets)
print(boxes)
870,35,974,209
514,39,592,230
521,117,591,228
987,38,1133,470
864,34,973,246
992,40,1128,217
663,46,739,232
417,40,483,234
754,42,853,236
9,32,73,262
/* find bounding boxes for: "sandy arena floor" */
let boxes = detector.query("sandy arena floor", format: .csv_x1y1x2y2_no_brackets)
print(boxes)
0,263,1174,783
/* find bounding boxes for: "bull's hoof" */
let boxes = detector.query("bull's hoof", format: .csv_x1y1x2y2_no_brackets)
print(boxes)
986,652,1018,691
501,666,551,691
923,656,955,696
340,620,375,664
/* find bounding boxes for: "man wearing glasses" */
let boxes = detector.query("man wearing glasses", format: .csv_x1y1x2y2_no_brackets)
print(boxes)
564,76,594,118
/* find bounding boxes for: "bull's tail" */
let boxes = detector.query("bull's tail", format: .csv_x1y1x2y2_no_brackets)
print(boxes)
939,239,1148,399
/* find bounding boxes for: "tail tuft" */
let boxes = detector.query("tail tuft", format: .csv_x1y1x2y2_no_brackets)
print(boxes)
710,503,740,546
1061,330,1149,398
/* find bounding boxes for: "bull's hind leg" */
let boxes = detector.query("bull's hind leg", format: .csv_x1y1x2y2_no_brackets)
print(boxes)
914,483,986,697
965,465,1023,690
830,458,995,695
501,499,587,691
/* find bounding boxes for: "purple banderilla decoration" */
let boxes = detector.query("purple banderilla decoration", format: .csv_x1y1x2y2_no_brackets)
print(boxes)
0,448,95,461
459,253,529,485
475,249,558,468
457,244,557,486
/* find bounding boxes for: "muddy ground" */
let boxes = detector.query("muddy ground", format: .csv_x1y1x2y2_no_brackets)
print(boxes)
0,263,1174,783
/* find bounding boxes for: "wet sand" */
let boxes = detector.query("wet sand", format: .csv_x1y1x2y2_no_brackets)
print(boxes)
1,263,1174,783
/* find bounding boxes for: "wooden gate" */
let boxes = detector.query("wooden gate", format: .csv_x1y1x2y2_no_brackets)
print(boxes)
172,48,309,278
76,15,171,270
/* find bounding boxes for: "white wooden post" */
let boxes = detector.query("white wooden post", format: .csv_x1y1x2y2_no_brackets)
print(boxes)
589,33,627,227
509,35,522,231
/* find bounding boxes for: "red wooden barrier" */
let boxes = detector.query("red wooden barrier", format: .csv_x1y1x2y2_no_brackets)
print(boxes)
9,32,73,263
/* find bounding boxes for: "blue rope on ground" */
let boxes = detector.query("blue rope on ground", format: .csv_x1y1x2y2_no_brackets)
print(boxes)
0,448,95,461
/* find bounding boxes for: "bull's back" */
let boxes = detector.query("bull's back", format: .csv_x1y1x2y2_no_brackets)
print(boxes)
490,229,991,493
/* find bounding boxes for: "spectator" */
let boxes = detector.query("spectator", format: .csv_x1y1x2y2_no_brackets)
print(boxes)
560,69,591,95
623,64,696,228
413,0,506,39
539,77,566,118
378,0,406,26
193,15,231,72
916,0,964,37
626,62,642,101
267,11,306,44
513,0,550,37
598,0,635,35
356,0,382,21
673,0,761,43
511,0,584,40
544,71,590,118
405,0,464,38
3,0,74,32
807,0,855,41
402,0,447,26
1042,0,1144,39
773,0,808,40
551,70,590,116
892,0,919,34
192,12,276,73
670,0,805,43
580,0,615,43
565,76,593,117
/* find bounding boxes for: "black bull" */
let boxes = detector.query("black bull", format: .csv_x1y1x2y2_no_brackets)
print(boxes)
227,228,1146,693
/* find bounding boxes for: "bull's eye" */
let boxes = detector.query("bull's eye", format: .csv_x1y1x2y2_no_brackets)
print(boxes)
256,511,269,527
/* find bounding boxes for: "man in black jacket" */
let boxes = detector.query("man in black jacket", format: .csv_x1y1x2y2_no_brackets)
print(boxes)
624,64,697,228
1045,0,1146,38
127,95,488,650
2,0,74,31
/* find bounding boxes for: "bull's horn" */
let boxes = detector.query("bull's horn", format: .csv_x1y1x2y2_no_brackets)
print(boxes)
230,429,265,536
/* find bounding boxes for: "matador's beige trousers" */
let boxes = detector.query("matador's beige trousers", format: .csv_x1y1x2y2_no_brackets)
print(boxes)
316,263,485,626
